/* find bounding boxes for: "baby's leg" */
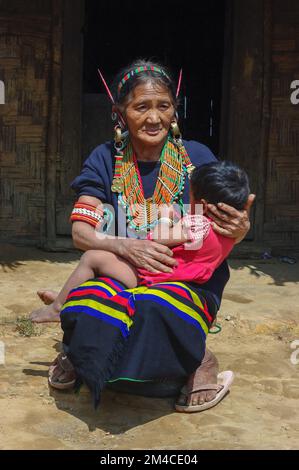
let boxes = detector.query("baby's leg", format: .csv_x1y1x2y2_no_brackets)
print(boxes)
82,250,138,288
51,249,138,309
30,250,138,323
31,253,99,322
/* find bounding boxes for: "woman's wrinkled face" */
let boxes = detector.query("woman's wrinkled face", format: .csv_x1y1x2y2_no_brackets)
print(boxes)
122,81,175,147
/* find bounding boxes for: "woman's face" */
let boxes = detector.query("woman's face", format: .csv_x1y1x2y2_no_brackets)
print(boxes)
122,81,176,148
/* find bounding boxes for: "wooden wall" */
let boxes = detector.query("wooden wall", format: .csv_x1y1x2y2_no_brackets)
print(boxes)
0,0,299,249
220,0,264,242
222,0,299,249
263,0,299,246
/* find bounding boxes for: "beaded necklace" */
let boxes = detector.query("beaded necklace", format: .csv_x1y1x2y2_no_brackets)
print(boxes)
112,136,195,233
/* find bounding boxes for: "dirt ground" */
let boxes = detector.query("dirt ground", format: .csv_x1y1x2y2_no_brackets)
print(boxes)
0,243,299,450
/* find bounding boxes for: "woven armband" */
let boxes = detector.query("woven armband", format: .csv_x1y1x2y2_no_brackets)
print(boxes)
70,202,103,228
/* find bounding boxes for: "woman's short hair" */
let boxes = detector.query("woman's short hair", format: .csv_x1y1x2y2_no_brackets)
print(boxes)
112,59,177,108
190,161,250,211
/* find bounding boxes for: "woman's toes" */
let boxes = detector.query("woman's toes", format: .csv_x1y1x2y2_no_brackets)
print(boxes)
191,394,199,406
198,392,207,405
191,391,214,405
206,390,217,402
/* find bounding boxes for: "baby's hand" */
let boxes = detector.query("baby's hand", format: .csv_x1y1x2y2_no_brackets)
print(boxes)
171,219,189,241
158,204,174,223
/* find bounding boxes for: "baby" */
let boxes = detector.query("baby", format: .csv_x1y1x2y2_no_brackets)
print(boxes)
30,160,250,322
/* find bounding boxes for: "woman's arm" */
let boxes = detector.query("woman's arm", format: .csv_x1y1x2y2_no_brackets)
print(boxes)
72,195,178,273
72,196,127,252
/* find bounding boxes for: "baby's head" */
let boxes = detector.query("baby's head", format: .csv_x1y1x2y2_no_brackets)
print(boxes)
190,161,250,213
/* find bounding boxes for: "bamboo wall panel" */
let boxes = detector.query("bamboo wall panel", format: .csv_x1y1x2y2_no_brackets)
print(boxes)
0,15,51,241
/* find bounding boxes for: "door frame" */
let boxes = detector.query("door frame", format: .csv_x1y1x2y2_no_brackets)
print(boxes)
45,0,84,249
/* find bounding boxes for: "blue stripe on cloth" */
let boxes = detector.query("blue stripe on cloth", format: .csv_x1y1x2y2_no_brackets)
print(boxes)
133,293,207,340
115,290,133,299
61,305,130,338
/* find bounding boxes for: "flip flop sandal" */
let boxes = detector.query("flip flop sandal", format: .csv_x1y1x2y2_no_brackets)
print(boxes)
48,352,76,390
175,370,234,413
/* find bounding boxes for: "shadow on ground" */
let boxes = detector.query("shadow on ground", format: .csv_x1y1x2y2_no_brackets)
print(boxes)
20,337,181,435
0,244,80,272
228,258,299,286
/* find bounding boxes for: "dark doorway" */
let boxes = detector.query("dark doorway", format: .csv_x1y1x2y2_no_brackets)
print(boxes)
82,0,226,158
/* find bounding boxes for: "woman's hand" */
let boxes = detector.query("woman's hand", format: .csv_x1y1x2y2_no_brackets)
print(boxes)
117,238,178,273
206,194,256,244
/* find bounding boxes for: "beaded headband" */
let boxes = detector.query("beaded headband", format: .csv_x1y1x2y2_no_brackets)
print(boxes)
117,66,170,94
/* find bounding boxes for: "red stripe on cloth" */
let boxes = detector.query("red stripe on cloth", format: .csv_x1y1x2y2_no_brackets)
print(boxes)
153,284,192,302
127,298,135,317
67,288,110,300
96,277,126,293
201,301,213,323
108,293,130,308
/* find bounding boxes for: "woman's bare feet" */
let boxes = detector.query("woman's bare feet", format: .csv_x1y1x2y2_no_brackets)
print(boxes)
176,349,219,407
30,303,61,323
37,289,58,305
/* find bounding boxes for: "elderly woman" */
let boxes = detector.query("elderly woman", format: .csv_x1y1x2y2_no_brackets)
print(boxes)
36,60,254,411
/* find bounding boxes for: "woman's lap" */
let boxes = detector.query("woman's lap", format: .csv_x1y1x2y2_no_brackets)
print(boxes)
60,276,218,405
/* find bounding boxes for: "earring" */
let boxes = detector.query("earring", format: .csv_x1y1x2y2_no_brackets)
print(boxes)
170,120,182,144
170,120,194,178
114,125,123,148
111,125,126,193
111,111,118,122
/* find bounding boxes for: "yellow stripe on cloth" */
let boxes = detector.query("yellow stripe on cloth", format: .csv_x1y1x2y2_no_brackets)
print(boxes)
80,280,118,296
63,298,133,330
135,286,209,335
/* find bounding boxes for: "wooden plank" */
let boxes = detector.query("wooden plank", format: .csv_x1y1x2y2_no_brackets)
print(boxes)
55,0,84,236
44,0,62,249
0,0,51,15
221,0,264,241
264,0,299,243
255,0,272,242
219,0,233,159
264,223,299,232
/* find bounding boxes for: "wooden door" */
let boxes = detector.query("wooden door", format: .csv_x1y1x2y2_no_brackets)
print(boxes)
262,0,299,247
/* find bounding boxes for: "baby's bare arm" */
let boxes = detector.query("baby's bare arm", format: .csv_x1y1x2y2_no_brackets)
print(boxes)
151,220,190,247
